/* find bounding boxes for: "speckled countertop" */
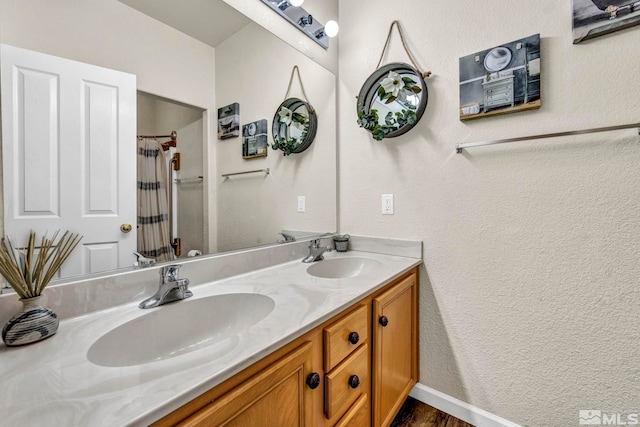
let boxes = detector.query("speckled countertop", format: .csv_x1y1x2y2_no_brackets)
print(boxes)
0,247,421,426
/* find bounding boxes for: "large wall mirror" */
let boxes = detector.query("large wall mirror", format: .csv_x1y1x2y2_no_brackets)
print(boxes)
0,0,337,283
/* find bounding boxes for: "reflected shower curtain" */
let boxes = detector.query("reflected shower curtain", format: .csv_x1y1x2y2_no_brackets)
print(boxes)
137,138,174,262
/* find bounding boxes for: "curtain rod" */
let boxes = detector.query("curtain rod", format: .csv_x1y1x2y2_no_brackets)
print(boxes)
137,130,177,141
222,168,270,178
455,122,640,154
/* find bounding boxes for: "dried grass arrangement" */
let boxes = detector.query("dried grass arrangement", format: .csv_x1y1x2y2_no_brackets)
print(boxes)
0,230,82,299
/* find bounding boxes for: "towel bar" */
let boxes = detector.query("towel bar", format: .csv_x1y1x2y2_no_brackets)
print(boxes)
456,122,640,154
222,168,270,178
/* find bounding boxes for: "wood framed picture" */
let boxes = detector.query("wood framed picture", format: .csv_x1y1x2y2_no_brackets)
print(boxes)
242,119,268,159
573,0,640,43
218,102,240,140
459,34,541,121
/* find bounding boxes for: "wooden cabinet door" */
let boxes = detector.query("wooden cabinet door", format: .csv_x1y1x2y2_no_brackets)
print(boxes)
335,393,369,427
179,342,314,427
372,271,418,427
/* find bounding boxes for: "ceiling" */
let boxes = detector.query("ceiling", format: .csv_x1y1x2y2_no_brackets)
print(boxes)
119,0,252,47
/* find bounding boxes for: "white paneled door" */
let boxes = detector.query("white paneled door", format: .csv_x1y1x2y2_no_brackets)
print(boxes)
1,44,137,279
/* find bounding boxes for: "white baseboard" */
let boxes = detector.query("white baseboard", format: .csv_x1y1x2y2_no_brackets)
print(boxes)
409,383,522,427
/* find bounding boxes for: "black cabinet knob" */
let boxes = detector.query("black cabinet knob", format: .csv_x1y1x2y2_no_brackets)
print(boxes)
379,315,389,327
348,331,360,345
348,375,360,389
306,372,321,390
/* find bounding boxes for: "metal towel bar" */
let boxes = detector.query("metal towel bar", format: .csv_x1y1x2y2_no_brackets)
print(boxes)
455,122,640,154
174,176,203,184
221,168,270,178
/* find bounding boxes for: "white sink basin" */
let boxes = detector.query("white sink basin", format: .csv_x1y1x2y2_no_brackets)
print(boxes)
87,293,275,367
306,257,382,279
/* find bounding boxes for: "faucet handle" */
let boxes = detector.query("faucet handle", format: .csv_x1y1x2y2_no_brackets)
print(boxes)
133,251,155,267
310,239,321,249
177,278,190,291
162,264,181,281
279,232,296,242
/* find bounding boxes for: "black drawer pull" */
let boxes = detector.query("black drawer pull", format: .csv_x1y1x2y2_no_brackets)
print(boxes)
306,372,321,389
348,375,360,389
348,331,360,345
379,315,389,327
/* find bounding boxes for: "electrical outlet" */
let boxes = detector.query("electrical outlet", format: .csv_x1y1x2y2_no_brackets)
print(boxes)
381,194,394,215
297,196,306,213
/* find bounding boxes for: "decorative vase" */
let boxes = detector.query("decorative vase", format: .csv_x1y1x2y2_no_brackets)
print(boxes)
1,295,59,346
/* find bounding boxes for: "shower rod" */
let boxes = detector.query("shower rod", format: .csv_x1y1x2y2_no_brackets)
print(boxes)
455,122,640,154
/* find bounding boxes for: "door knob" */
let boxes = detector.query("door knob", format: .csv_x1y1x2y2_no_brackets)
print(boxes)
120,223,132,233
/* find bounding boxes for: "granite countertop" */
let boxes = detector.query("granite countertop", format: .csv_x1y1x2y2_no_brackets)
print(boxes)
0,250,421,426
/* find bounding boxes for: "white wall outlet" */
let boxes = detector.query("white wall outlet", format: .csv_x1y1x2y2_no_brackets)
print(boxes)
381,194,394,215
297,196,306,213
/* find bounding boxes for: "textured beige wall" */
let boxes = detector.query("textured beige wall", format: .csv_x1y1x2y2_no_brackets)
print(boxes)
215,23,337,252
338,1,640,426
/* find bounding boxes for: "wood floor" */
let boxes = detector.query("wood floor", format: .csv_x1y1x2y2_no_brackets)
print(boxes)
391,397,475,427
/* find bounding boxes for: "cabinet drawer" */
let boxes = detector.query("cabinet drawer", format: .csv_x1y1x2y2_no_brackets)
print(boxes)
486,99,512,107
486,91,511,101
325,343,369,420
334,393,369,427
324,304,368,371
485,84,512,94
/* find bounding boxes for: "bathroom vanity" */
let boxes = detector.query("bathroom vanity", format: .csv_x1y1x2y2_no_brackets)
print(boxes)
0,238,421,427
153,267,418,427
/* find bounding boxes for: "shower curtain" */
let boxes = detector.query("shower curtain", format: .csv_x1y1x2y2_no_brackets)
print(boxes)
137,138,174,262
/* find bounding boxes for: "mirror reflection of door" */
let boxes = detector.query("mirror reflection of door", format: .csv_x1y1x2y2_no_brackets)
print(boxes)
1,44,136,279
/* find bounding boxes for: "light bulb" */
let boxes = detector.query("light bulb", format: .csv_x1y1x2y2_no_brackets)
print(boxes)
325,20,339,38
290,0,304,6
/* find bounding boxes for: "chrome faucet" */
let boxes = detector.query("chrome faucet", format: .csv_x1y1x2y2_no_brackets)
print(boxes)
139,264,192,309
302,239,332,263
278,232,296,243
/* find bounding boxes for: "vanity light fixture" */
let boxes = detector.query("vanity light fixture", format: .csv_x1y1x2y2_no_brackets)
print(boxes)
276,0,290,11
298,14,313,28
325,20,339,37
261,0,334,49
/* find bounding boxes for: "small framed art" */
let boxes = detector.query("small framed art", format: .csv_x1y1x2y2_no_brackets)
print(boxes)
218,103,240,140
572,0,640,43
459,34,541,121
242,119,268,159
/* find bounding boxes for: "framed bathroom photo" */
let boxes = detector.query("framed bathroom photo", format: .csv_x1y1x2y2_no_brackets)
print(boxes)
242,119,268,159
458,34,541,121
218,102,240,140
572,0,640,43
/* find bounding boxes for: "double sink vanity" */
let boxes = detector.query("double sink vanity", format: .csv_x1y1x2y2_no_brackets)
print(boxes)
0,236,421,426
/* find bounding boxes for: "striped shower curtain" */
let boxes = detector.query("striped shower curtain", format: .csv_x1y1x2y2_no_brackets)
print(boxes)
136,138,174,262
